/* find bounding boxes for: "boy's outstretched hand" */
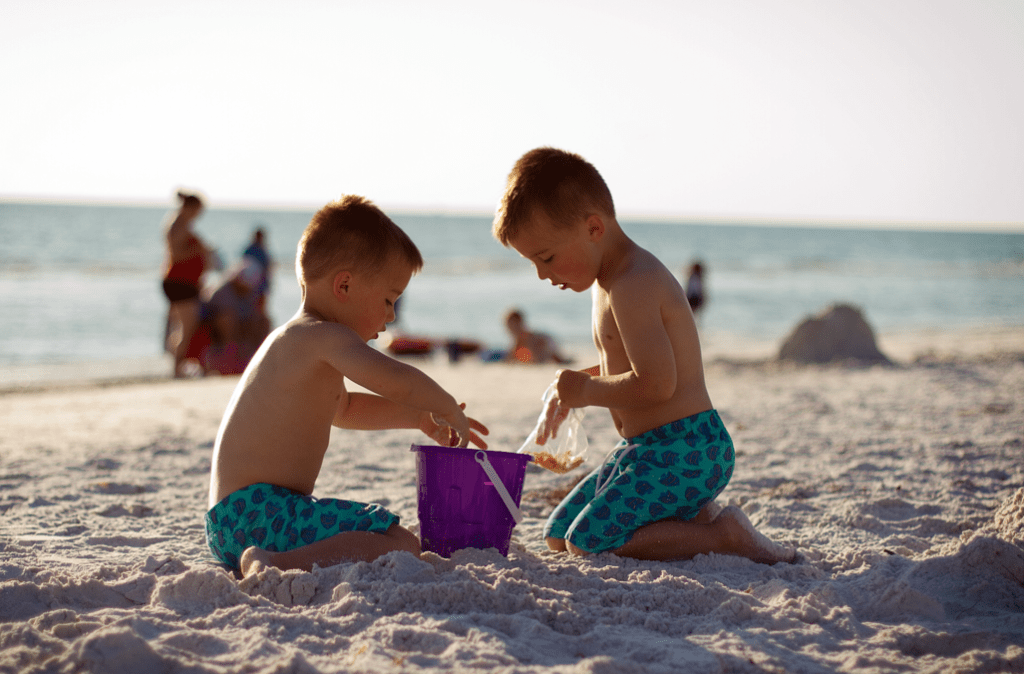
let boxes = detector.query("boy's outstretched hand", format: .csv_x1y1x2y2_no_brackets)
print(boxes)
421,403,489,449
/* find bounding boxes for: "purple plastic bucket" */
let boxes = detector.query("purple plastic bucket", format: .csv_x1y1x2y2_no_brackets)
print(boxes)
410,444,531,557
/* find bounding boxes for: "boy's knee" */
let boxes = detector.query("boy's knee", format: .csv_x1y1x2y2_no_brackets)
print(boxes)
388,524,422,555
546,537,567,552
565,541,590,557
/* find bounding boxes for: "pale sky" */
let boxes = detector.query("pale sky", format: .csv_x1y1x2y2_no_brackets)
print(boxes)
2,0,1022,228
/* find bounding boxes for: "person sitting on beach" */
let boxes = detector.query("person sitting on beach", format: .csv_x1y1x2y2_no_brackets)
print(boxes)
493,147,794,565
201,256,271,375
206,195,489,576
503,308,573,365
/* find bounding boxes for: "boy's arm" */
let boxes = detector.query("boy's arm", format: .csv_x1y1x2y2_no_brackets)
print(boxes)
333,392,419,430
557,280,677,410
317,323,476,446
335,393,488,448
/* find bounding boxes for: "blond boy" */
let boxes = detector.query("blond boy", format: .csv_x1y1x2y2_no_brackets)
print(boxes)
494,148,793,564
207,195,488,576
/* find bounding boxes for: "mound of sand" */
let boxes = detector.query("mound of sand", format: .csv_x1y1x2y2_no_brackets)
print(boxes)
778,303,891,364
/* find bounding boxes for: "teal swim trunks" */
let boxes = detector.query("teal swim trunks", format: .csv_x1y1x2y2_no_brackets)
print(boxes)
544,409,734,554
205,483,400,569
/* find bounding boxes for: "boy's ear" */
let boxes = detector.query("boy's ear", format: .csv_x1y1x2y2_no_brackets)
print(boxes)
585,214,605,242
332,270,353,300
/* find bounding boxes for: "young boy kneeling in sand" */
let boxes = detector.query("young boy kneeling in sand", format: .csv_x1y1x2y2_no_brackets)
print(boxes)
494,148,794,564
206,195,488,577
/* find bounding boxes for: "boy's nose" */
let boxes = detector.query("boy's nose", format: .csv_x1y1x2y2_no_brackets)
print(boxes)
386,306,396,323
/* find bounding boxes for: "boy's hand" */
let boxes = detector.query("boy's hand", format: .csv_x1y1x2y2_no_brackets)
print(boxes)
535,370,589,445
554,368,590,409
421,404,489,449
535,394,570,446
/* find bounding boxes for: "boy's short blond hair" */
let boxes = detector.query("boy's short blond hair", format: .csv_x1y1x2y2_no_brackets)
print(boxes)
297,195,423,287
493,147,615,246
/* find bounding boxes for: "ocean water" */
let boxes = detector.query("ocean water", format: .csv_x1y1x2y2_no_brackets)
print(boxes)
1,201,1022,374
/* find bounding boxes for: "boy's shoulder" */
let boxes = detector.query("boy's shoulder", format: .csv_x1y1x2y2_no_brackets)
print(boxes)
268,311,376,364
282,311,364,339
606,244,678,294
244,314,370,389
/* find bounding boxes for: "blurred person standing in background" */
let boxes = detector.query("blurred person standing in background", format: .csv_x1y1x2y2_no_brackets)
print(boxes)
161,190,217,378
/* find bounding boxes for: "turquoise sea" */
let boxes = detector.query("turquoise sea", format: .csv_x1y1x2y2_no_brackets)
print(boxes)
1,201,1022,376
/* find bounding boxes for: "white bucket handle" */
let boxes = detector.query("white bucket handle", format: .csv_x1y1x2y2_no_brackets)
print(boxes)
474,451,524,524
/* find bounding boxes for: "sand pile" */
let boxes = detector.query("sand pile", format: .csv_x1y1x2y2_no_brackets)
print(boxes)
779,303,891,364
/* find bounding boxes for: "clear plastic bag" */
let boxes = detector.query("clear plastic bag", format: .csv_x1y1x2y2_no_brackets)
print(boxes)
517,383,588,473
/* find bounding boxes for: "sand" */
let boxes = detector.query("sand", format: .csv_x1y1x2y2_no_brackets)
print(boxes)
1,327,1022,673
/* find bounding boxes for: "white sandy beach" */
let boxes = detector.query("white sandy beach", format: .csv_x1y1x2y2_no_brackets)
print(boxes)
1,327,1022,673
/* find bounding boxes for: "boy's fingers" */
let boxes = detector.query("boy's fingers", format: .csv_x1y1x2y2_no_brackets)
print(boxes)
536,423,556,445
542,412,562,439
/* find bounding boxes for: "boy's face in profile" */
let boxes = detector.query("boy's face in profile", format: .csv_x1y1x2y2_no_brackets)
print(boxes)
342,257,413,342
509,209,599,293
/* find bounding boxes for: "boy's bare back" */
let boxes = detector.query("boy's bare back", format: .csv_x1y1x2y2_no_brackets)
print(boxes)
208,306,479,508
209,313,360,506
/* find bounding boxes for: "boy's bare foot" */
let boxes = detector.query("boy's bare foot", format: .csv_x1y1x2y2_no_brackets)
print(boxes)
716,505,796,565
240,546,274,577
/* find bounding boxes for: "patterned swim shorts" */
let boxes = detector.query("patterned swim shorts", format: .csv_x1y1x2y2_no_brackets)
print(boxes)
205,483,400,569
544,409,734,554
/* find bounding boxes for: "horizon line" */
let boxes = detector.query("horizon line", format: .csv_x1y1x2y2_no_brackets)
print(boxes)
2,194,1022,235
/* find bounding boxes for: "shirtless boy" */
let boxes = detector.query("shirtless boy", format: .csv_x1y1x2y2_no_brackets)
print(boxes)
493,147,794,564
207,195,488,576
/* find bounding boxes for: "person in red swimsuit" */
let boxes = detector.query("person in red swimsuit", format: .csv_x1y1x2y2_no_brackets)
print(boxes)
162,190,214,377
